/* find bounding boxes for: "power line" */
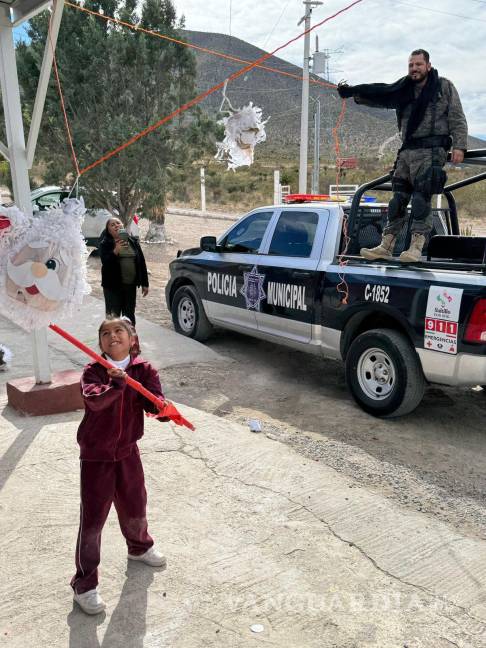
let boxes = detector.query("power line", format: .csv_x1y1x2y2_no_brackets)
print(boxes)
262,1,292,50
73,0,366,175
269,107,302,119
393,0,486,23
198,86,302,93
66,2,336,91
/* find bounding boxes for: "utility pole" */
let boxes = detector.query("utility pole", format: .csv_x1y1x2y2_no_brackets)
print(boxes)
311,98,321,194
298,0,322,194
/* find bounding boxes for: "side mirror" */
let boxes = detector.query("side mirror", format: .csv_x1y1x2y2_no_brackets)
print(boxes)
200,236,217,252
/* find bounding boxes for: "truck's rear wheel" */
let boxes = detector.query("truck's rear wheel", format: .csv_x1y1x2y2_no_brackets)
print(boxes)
171,285,213,341
345,328,425,418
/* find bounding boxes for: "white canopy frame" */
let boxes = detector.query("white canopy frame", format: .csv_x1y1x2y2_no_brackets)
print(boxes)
0,0,64,383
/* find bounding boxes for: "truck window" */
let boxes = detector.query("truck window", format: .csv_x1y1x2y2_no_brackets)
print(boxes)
268,210,318,257
222,211,273,253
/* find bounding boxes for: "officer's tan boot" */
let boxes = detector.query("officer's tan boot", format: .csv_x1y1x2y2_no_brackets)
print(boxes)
360,234,396,261
399,233,426,263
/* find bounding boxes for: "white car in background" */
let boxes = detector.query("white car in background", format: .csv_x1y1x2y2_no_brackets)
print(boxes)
30,185,111,247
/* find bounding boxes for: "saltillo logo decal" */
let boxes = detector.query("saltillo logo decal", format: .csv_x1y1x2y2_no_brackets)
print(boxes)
240,265,266,310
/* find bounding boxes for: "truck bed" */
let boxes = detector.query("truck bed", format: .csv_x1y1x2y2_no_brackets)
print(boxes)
342,234,486,274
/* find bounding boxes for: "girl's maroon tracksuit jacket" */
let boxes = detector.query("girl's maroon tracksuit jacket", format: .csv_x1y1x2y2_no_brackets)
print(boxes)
71,356,164,594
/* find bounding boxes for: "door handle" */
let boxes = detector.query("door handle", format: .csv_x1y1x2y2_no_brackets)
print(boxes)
293,270,310,278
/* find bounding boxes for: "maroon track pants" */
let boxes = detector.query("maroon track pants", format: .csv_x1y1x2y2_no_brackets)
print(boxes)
71,447,153,594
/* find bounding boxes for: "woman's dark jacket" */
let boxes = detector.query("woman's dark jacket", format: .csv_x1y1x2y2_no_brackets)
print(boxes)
99,234,149,289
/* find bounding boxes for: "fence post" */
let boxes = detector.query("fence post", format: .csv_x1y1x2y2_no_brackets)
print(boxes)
274,169,281,204
200,167,206,213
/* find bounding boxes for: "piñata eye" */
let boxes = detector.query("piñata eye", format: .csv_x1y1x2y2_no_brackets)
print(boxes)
45,258,58,270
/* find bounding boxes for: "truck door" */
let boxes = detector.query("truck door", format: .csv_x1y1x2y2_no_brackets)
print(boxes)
255,209,329,343
203,210,274,330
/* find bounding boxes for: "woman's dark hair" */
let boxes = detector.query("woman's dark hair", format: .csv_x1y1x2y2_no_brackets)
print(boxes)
99,218,122,244
410,49,430,63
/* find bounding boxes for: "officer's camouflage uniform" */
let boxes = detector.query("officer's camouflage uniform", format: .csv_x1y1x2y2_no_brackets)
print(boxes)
385,77,468,236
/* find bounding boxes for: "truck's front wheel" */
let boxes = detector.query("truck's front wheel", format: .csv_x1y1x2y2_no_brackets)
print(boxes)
171,285,213,341
345,328,426,418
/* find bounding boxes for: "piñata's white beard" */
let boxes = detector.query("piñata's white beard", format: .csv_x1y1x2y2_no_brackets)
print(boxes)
7,254,69,311
0,199,89,330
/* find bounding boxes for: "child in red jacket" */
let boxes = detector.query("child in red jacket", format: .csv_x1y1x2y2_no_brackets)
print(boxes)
71,317,167,615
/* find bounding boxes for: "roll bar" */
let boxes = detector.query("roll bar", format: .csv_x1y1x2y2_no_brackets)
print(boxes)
347,148,486,242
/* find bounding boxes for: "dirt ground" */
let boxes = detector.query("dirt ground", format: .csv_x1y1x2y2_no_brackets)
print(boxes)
86,211,486,545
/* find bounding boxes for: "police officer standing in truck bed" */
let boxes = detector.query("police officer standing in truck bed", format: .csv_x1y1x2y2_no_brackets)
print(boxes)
337,49,468,262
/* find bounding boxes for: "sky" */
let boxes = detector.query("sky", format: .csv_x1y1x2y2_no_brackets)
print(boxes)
172,0,486,139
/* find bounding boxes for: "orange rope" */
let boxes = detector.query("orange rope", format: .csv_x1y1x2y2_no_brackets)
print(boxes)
53,2,357,304
336,215,351,305
65,1,337,91
78,0,364,176
48,13,79,176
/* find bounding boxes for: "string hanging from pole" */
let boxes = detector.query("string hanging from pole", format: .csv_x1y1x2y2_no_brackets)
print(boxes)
47,9,80,177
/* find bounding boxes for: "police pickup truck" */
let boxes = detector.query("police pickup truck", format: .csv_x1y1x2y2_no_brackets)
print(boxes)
166,151,486,417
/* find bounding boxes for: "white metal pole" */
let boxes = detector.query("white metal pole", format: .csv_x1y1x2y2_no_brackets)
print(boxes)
298,4,311,194
273,169,280,204
27,0,64,169
200,167,206,213
0,7,51,383
0,11,32,213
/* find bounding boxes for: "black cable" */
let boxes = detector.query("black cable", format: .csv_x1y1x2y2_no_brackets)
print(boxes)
393,0,486,23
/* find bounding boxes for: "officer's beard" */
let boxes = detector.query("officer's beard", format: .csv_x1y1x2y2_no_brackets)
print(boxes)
410,71,428,84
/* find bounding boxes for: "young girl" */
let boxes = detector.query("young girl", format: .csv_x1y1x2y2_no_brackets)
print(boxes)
71,317,166,615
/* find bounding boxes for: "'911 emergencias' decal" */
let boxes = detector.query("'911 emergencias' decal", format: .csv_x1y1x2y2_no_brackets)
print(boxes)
424,286,463,354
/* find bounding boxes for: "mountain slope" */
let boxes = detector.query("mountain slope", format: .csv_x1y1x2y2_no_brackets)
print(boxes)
184,30,484,158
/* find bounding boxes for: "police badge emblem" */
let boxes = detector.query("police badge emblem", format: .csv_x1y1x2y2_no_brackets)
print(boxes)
240,265,266,311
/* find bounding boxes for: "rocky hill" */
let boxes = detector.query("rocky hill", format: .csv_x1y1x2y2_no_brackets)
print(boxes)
184,30,484,159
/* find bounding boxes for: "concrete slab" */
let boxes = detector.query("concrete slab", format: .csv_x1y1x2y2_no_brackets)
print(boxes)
1,394,485,647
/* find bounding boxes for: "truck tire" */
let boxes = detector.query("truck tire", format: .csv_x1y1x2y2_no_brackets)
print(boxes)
345,328,426,418
171,285,213,341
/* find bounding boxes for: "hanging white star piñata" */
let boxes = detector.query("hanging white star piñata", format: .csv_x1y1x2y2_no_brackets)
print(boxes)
215,102,269,170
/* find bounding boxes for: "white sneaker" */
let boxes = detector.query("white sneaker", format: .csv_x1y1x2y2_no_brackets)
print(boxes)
73,588,106,615
128,546,167,567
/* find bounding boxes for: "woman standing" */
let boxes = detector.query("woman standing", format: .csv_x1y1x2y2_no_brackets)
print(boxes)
99,217,149,325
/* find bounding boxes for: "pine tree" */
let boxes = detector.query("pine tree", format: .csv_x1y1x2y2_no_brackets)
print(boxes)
16,0,218,226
